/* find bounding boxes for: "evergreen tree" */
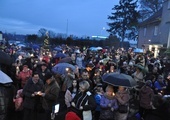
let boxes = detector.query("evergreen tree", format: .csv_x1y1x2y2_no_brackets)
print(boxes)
107,0,139,47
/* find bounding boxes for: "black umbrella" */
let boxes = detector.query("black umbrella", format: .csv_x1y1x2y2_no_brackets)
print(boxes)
102,72,137,87
0,51,12,65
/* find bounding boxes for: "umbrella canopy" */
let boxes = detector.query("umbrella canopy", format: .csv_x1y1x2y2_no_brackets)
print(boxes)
58,57,73,63
0,70,13,84
52,63,76,74
55,53,66,59
102,73,137,87
17,43,26,47
0,51,12,65
133,48,143,53
54,47,62,52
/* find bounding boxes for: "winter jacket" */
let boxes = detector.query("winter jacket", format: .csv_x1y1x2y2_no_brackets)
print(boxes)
65,87,78,108
100,93,118,110
100,93,118,120
139,85,154,109
116,89,130,106
0,83,15,120
42,80,60,111
17,69,32,88
115,89,130,120
22,78,44,110
71,90,96,120
76,56,84,69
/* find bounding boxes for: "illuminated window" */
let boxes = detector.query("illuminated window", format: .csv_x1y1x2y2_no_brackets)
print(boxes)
154,26,158,36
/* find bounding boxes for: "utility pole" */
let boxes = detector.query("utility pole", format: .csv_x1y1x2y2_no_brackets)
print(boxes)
66,19,68,37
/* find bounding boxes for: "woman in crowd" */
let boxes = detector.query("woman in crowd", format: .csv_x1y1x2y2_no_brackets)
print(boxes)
99,85,118,120
65,79,79,108
132,65,144,87
16,65,32,88
115,86,130,120
67,80,96,120
139,80,154,119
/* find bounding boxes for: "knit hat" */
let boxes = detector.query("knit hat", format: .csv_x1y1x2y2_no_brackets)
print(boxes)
65,112,81,120
44,73,53,81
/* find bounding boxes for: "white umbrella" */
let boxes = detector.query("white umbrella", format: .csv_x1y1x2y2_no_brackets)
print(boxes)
0,70,13,84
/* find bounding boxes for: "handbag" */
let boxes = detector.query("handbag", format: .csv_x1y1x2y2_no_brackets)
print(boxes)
99,109,114,120
118,105,128,113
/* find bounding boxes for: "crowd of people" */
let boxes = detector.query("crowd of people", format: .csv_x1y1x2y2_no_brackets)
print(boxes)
1,43,170,120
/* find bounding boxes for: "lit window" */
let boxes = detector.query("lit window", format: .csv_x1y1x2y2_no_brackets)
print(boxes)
144,27,147,36
154,26,158,36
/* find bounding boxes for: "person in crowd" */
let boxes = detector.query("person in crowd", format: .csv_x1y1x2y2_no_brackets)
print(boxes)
38,63,50,84
75,52,84,74
115,86,130,120
16,65,32,88
132,64,144,88
97,62,106,75
85,62,96,82
0,81,15,120
120,61,128,74
65,79,79,108
152,66,159,80
93,68,102,87
154,75,167,94
99,85,118,120
22,72,44,120
13,88,24,120
144,94,170,120
166,72,170,94
94,83,104,120
62,67,75,92
79,69,93,90
139,80,154,119
68,80,96,120
37,73,60,120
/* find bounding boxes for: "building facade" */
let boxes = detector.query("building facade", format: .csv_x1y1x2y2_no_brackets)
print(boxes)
137,0,170,57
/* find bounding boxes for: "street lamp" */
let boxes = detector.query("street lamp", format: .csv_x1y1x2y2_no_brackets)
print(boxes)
100,27,105,36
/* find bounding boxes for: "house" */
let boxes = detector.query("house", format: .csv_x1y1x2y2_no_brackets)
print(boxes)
137,0,170,57
0,31,3,41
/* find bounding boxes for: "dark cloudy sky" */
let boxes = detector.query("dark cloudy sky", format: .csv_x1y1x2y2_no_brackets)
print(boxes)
0,0,119,37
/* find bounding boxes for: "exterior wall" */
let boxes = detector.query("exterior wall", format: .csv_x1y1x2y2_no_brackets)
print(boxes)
161,0,170,47
0,34,2,41
138,0,170,48
138,23,161,48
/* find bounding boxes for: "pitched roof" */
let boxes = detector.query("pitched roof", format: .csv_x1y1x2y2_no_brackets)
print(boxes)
139,8,163,27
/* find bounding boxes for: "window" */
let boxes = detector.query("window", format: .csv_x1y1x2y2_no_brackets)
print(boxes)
154,26,158,36
144,27,147,36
